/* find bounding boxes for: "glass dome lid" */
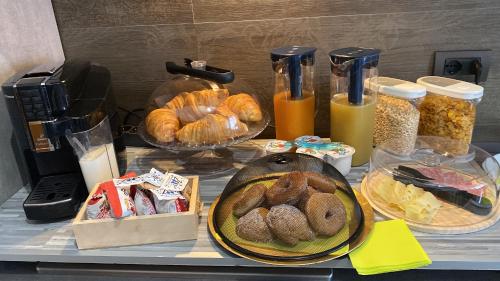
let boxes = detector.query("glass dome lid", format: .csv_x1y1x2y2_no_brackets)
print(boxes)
139,59,270,150
365,136,499,232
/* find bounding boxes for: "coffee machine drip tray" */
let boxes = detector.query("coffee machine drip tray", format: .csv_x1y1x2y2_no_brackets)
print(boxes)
23,173,87,221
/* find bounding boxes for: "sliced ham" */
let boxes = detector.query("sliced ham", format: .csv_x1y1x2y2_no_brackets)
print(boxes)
416,167,486,196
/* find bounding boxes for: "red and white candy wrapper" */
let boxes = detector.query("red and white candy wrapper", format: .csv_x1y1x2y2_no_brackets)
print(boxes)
86,186,111,220
150,186,188,214
119,187,136,218
175,198,188,212
134,188,156,216
101,172,137,218
154,196,188,214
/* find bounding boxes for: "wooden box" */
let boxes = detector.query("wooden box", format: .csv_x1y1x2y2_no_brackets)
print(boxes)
72,176,200,250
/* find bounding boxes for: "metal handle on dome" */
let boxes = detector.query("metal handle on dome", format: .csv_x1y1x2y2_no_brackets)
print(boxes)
165,59,234,84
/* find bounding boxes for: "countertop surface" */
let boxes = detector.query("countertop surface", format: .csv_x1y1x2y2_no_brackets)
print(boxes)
1,141,500,270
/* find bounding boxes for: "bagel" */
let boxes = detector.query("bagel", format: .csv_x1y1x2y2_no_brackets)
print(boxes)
305,193,346,236
236,207,273,242
233,184,267,217
265,172,307,206
303,171,337,193
297,186,320,212
265,204,315,245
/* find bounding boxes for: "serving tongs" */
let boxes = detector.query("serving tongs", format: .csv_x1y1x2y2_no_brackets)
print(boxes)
393,165,492,216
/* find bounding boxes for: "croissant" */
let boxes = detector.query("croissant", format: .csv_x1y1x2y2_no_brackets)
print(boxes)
165,94,185,110
175,106,248,145
145,108,180,143
221,93,262,122
164,89,229,124
193,89,229,106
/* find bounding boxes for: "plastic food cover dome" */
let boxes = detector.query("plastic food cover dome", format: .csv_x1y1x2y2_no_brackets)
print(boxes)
365,136,499,232
139,59,270,150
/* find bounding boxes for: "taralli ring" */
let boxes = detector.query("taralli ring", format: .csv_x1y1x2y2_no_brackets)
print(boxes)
303,171,338,193
265,171,307,206
305,193,346,236
233,184,267,217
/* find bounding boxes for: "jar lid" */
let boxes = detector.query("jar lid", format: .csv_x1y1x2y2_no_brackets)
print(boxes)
365,77,427,99
416,76,483,100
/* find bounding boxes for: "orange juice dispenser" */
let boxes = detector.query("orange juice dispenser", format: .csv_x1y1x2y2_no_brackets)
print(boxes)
329,47,380,166
271,46,317,140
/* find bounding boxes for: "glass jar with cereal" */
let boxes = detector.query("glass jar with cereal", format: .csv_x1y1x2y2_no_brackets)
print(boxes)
367,77,427,155
416,76,483,155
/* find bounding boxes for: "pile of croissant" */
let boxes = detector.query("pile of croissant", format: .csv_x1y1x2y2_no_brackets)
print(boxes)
145,89,263,145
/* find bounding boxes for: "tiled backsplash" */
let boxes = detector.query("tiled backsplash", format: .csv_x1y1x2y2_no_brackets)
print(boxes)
52,0,500,140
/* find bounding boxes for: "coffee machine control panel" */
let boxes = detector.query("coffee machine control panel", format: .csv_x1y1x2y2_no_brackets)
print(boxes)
12,76,56,152
18,88,50,121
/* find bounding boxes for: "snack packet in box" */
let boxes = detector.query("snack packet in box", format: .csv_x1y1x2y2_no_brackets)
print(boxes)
134,188,156,216
155,197,188,214
101,172,137,218
86,186,111,219
87,172,137,220
150,187,187,214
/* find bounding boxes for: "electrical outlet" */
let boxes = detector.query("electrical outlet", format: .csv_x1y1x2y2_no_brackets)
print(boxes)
433,50,492,83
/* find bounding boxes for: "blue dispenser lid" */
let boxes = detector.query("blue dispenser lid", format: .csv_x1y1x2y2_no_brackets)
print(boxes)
271,46,317,99
329,47,380,66
329,47,380,105
271,46,317,62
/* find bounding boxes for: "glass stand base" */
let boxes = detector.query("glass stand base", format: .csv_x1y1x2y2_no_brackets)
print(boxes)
126,141,265,180
175,149,236,178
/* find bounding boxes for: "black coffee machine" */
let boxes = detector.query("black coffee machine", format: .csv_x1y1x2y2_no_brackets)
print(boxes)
2,60,122,221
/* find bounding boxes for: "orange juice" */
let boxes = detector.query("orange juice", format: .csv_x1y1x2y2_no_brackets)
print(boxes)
274,91,315,140
330,93,375,166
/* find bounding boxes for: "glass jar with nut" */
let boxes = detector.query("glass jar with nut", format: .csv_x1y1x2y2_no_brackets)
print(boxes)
416,76,483,155
366,77,427,155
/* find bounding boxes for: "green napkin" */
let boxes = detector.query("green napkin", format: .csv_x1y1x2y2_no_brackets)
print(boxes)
349,219,431,275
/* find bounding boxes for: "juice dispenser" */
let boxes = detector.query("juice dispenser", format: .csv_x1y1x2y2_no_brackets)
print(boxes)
329,47,380,166
271,46,317,140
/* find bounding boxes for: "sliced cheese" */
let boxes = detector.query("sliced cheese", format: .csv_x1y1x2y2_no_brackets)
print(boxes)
371,173,442,223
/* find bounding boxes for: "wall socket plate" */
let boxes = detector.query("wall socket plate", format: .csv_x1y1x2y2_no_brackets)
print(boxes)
433,50,492,83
